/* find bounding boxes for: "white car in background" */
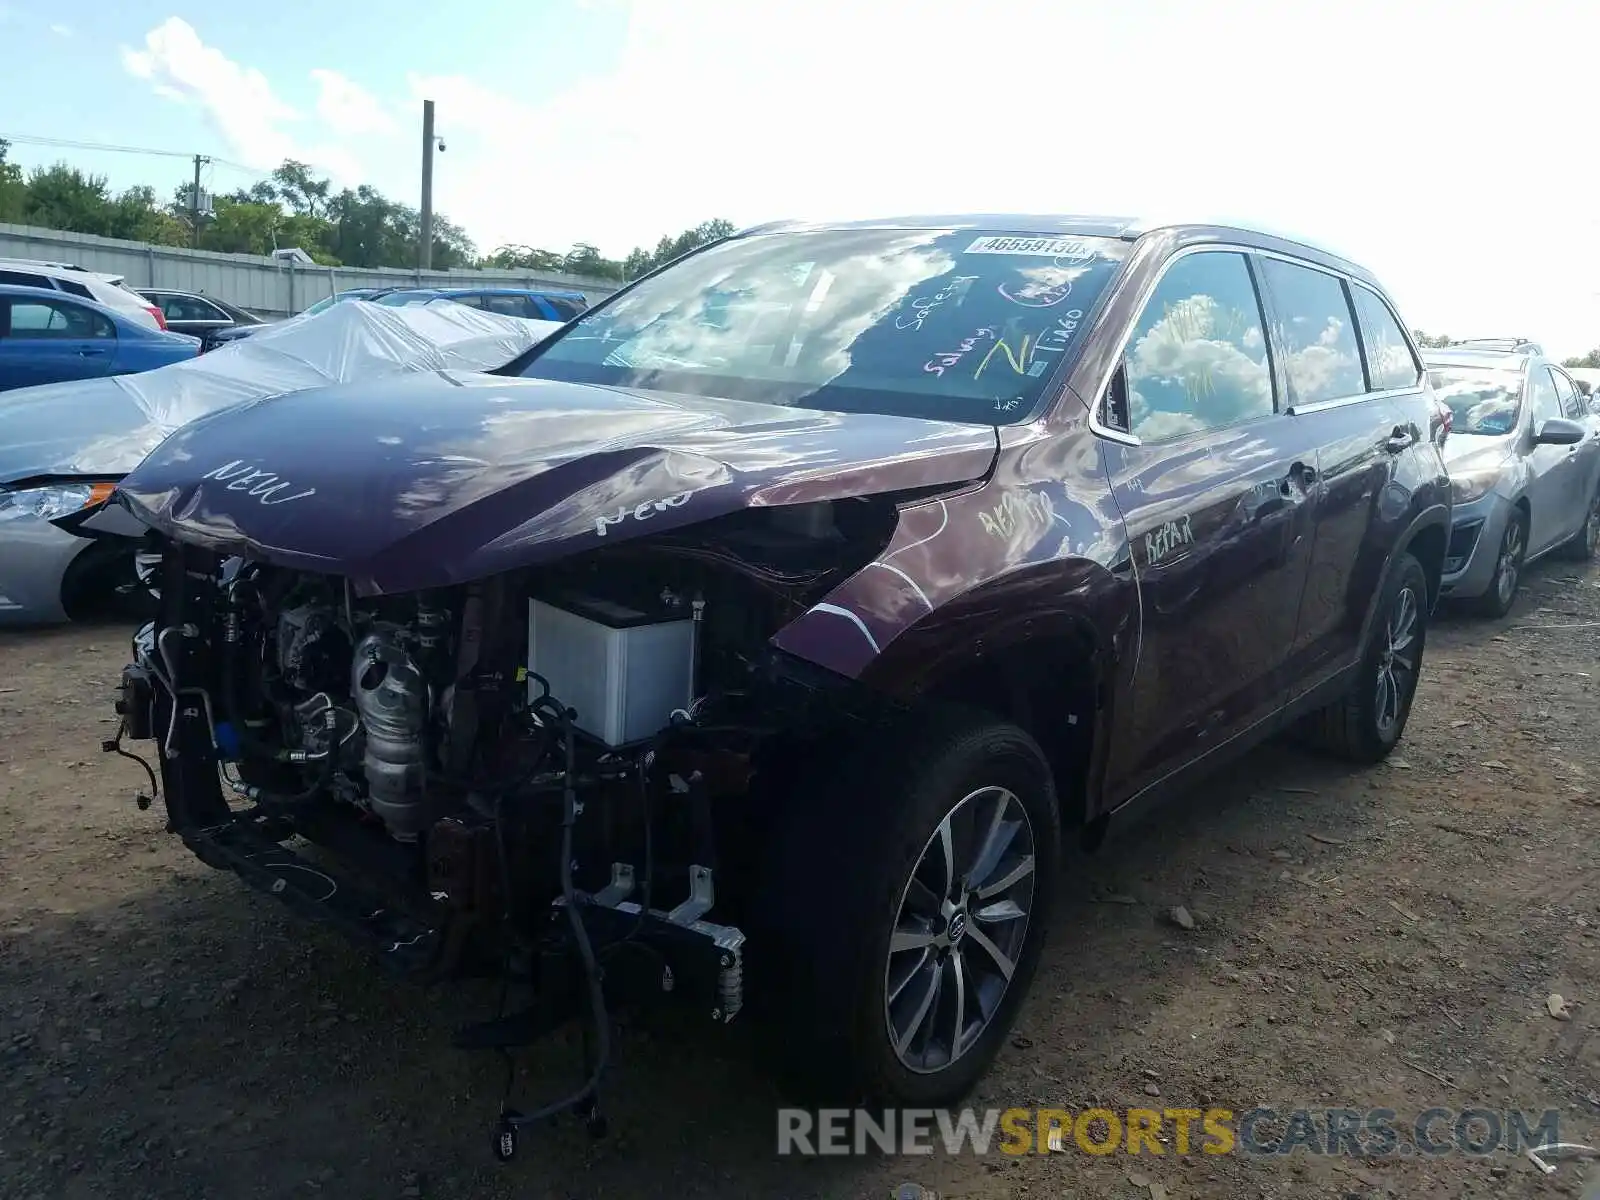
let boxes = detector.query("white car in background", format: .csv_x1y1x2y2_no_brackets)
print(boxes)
0,298,560,625
0,258,169,331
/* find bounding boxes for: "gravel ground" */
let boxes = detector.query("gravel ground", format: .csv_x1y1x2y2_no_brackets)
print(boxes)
2,559,1599,1199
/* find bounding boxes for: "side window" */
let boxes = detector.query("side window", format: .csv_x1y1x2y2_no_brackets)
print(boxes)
482,293,527,317
452,293,487,310
1350,286,1421,392
1119,251,1275,441
1257,258,1366,405
10,300,98,337
0,270,52,289
1532,368,1565,425
56,280,94,300
1551,368,1583,419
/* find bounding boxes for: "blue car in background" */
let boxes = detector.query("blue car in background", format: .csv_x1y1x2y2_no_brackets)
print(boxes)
375,286,588,322
0,285,201,391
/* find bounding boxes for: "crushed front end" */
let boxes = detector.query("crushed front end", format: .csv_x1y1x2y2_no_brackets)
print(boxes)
108,504,894,1145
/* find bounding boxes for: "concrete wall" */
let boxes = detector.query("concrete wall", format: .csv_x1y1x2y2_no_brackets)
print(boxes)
0,222,621,317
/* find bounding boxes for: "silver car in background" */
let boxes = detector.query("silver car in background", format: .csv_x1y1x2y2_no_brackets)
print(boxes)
1426,345,1600,617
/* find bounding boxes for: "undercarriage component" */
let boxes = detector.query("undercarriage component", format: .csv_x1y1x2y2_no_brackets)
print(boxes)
351,629,430,840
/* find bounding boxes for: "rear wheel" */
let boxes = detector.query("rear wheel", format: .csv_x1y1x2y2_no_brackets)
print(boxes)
748,710,1061,1107
1468,510,1526,619
1561,486,1600,561
1298,552,1428,764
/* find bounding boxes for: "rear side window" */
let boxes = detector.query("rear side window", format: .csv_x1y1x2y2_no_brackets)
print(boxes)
56,280,94,300
0,270,52,289
1258,258,1366,405
1350,286,1421,392
1121,250,1274,441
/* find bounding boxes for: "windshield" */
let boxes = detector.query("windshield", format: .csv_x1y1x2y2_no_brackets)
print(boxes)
377,290,437,306
518,228,1130,425
1427,366,1523,435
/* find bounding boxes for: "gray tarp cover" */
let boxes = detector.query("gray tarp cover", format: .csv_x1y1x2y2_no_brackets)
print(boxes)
0,299,559,485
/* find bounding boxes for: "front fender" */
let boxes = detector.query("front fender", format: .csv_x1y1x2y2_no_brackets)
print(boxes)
1361,500,1451,644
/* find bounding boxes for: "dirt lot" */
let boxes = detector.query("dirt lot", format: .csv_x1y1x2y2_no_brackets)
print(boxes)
2,560,1599,1200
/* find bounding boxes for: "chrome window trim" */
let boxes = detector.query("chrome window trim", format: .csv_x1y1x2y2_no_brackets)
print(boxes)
1085,240,1420,446
1284,385,1422,416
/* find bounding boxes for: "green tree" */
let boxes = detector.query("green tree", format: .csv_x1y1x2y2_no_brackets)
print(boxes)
1412,330,1454,348
1563,350,1600,369
0,139,26,223
1,148,729,281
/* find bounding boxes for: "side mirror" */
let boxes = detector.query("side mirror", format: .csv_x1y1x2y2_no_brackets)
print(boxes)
1534,417,1586,446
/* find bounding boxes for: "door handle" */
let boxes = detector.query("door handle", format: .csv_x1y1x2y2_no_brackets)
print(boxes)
1384,426,1416,453
77,348,107,357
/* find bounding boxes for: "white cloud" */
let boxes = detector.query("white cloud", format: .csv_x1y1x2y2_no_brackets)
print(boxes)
309,69,398,138
121,17,363,183
404,0,1600,356
113,1,1600,356
49,22,71,37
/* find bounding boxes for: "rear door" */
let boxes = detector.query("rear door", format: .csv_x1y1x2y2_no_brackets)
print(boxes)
1551,365,1600,519
1264,265,1423,693
1098,247,1321,800
1525,366,1574,554
0,297,116,389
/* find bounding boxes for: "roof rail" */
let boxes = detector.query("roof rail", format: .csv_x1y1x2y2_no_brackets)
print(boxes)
1450,337,1545,355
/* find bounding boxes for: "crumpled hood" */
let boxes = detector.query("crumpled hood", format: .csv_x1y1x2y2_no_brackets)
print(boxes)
0,298,558,487
111,371,998,594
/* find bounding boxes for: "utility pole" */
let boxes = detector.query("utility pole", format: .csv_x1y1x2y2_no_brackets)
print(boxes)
191,154,209,248
419,99,435,272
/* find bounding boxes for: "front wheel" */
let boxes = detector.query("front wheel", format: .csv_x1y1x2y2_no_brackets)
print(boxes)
1298,551,1429,764
1468,510,1526,618
748,711,1061,1108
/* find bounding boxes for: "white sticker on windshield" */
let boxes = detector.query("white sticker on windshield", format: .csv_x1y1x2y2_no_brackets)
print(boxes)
964,236,1098,262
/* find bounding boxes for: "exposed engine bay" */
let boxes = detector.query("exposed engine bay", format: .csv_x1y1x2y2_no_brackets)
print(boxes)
110,498,899,1152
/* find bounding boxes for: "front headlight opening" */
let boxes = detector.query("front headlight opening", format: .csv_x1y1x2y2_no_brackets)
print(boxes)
1449,471,1500,505
0,481,116,522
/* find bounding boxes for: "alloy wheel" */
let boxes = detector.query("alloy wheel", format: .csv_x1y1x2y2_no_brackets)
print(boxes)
1494,521,1523,608
1587,492,1600,557
884,786,1038,1074
1374,583,1420,739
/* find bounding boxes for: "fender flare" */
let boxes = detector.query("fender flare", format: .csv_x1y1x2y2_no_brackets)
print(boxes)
1358,501,1450,646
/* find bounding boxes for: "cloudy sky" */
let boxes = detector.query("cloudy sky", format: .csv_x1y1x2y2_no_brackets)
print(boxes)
2,0,1597,355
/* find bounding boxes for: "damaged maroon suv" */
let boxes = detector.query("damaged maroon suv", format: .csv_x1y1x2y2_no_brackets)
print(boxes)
84,215,1450,1146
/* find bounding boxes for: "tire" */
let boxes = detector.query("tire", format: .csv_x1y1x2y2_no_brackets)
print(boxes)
1299,551,1429,764
1467,509,1526,619
747,708,1062,1108
1561,486,1600,562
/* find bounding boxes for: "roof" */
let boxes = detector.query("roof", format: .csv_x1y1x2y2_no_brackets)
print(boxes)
734,212,1371,282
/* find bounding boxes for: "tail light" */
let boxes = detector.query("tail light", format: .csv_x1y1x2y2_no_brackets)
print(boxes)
145,305,168,330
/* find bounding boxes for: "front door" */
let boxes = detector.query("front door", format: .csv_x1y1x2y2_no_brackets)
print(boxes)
1099,248,1318,803
1525,365,1575,555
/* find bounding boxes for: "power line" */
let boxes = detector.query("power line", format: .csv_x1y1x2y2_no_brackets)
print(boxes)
0,132,262,176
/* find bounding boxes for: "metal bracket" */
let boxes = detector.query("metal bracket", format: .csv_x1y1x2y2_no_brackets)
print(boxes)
593,862,636,907
667,864,714,925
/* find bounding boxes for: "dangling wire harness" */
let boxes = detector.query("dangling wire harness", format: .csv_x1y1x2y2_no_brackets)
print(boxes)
490,672,615,1157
